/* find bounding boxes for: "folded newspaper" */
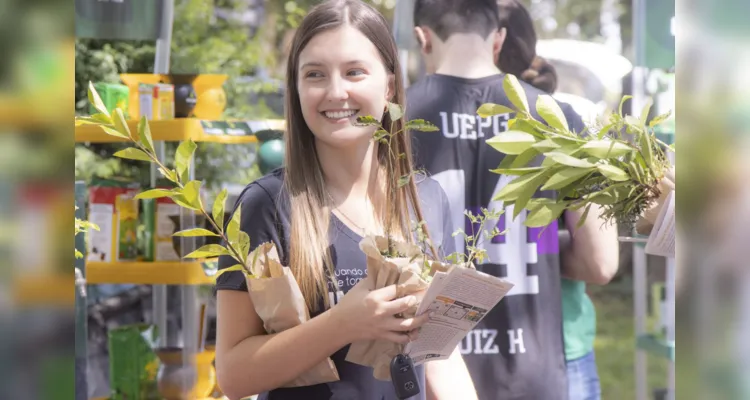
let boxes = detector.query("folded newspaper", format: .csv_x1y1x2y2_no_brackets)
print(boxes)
404,266,515,366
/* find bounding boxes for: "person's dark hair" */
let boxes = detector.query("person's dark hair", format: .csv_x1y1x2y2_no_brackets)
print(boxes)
413,0,500,41
496,0,558,93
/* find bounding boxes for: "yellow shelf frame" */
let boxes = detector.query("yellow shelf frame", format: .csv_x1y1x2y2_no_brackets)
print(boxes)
75,118,285,144
12,274,75,307
86,259,218,285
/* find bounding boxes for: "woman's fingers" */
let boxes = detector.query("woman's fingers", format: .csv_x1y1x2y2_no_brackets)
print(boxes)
382,331,412,345
382,295,418,315
385,313,430,332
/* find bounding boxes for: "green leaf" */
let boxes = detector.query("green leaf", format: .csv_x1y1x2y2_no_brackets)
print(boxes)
227,206,241,244
581,140,633,159
597,123,615,139
88,82,110,117
545,152,595,168
138,116,155,153
355,115,380,126
597,164,630,181
503,74,529,114
510,148,540,168
624,115,641,127
649,110,672,127
212,189,228,231
639,132,654,169
173,228,219,237
489,167,545,175
114,148,152,162
388,102,404,121
238,231,251,265
513,172,550,219
184,244,231,259
536,95,568,131
76,113,112,126
486,131,537,155
640,98,653,126
541,167,593,190
493,170,546,202
619,95,632,116
398,174,411,188
114,108,132,139
477,103,515,118
532,139,561,153
496,155,517,169
181,180,203,209
524,202,567,227
170,193,200,211
134,189,174,200
100,125,130,139
213,264,249,280
576,204,593,229
405,119,439,132
159,167,179,184
175,139,198,184
373,129,389,141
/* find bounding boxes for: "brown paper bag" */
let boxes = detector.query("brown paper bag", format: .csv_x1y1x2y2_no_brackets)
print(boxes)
246,242,340,387
345,235,430,381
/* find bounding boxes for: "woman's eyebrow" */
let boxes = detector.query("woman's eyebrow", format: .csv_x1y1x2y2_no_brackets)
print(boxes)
299,60,368,70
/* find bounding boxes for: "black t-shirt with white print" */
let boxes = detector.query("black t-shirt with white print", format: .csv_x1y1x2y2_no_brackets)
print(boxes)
214,168,456,400
406,73,586,400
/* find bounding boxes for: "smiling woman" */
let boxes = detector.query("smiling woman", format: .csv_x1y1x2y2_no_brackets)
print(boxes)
212,1,474,400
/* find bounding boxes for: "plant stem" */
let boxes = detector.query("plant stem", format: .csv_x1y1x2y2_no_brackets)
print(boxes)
129,135,250,273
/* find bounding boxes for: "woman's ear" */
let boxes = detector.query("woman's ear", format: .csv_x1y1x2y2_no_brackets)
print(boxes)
414,26,431,55
385,74,395,102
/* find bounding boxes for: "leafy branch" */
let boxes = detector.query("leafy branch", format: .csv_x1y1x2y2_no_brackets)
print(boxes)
76,82,254,278
75,206,99,259
446,208,505,266
478,74,674,229
355,103,438,257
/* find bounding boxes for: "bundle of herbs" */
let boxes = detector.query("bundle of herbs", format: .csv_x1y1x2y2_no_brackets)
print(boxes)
478,75,674,229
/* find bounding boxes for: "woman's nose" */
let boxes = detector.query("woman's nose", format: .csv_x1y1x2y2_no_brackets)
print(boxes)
326,76,349,102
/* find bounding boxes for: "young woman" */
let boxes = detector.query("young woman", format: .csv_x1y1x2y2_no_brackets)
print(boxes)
213,1,475,399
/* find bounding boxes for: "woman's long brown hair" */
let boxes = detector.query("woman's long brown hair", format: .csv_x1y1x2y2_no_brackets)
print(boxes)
283,0,437,312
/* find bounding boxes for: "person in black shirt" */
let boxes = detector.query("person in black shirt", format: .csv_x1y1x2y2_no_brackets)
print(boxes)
213,1,476,399
406,0,619,399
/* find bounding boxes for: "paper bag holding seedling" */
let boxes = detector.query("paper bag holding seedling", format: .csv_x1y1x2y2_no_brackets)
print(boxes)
345,235,430,381
246,242,340,387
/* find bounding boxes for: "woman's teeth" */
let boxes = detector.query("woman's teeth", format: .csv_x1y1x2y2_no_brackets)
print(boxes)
324,110,357,119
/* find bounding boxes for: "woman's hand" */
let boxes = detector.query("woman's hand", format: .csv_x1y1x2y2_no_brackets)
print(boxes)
637,166,675,235
330,278,430,345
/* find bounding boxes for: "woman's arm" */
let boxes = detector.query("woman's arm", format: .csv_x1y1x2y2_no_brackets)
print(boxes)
425,346,477,400
561,205,620,285
216,281,428,399
215,291,348,399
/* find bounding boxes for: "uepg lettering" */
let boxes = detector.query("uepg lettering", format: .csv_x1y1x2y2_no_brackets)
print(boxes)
439,112,510,140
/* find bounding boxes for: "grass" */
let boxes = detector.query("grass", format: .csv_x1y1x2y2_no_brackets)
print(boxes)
588,277,669,400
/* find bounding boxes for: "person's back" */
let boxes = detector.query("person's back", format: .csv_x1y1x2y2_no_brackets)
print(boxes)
406,0,587,398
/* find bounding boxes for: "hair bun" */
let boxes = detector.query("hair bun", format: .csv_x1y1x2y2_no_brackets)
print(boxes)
520,56,558,93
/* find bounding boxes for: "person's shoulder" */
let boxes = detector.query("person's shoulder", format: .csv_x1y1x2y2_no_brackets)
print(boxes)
414,172,448,201
234,168,285,209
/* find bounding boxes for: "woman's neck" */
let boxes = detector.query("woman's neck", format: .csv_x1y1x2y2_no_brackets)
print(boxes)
315,138,381,204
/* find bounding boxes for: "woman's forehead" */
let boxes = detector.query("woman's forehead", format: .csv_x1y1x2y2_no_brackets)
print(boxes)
298,25,382,68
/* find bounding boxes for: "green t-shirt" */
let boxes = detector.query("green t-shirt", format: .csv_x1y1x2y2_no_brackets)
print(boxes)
561,278,597,360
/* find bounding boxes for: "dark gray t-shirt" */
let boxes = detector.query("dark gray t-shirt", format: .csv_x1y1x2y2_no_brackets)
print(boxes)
215,168,456,400
406,73,586,400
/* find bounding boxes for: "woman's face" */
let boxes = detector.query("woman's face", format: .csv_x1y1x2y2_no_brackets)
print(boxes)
297,24,393,148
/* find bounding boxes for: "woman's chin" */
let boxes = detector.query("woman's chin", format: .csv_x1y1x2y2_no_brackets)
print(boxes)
314,128,375,148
